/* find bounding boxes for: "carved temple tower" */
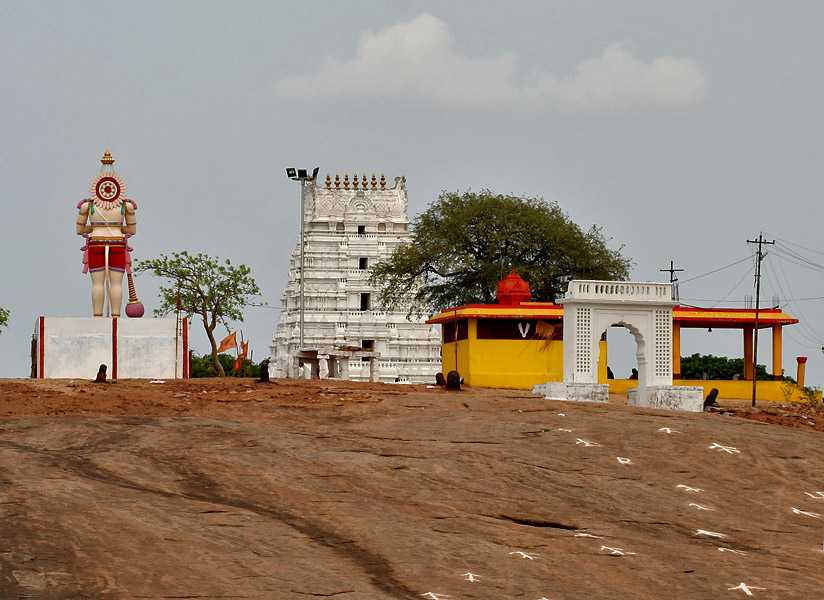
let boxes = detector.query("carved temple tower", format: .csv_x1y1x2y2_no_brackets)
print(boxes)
269,173,441,382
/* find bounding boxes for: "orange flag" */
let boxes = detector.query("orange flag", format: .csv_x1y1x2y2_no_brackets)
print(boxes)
239,341,249,359
217,331,236,354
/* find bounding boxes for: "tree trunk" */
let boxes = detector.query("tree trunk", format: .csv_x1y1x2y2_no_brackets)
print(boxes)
202,317,225,377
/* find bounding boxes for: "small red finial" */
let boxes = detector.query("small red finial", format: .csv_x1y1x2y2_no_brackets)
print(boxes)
496,270,531,305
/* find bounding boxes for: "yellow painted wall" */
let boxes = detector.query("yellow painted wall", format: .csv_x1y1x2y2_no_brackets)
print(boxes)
674,379,820,403
440,321,611,390
605,379,820,403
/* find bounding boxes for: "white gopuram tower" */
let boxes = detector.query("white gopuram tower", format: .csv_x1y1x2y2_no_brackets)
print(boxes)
269,173,441,383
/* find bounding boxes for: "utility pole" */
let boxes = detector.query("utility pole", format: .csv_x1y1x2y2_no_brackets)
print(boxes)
746,233,775,408
659,260,684,300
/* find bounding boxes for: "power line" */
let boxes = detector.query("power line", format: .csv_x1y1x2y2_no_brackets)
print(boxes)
679,254,756,284
764,232,824,257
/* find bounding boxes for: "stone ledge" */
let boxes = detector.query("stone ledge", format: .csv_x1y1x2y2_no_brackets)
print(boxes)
533,382,609,404
628,386,704,412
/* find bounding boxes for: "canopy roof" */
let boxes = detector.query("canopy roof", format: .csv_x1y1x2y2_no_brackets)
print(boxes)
427,302,798,329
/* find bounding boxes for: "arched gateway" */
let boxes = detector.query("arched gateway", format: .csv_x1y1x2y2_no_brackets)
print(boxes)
540,280,704,412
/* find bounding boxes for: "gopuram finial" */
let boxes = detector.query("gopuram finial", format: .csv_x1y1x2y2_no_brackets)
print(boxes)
353,173,359,189
101,150,115,166
362,174,368,190
343,174,350,189
334,174,341,189
380,174,386,189
325,174,332,189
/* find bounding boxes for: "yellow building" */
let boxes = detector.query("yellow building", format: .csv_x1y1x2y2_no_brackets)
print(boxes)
427,272,810,401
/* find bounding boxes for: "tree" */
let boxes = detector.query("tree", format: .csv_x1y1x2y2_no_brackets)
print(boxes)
136,252,262,376
189,352,261,378
0,307,8,334
680,353,774,381
371,190,632,314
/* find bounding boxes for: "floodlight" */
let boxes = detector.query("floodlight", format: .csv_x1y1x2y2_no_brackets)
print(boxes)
286,168,297,179
297,168,308,179
312,167,319,180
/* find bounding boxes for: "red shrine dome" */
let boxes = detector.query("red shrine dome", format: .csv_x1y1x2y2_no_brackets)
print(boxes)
496,270,531,305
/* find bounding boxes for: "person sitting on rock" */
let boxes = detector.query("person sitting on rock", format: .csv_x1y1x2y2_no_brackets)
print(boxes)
94,364,108,383
445,370,461,391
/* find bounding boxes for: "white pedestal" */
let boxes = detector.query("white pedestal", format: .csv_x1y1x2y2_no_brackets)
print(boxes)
533,382,609,404
627,386,704,412
34,316,189,380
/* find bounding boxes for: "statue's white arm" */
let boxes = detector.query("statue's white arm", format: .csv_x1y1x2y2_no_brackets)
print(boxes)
123,200,137,236
76,200,92,235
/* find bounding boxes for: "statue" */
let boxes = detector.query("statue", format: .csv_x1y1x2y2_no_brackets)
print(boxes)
75,151,143,317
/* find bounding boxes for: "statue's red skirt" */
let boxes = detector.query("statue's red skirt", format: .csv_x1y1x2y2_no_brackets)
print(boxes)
87,239,126,273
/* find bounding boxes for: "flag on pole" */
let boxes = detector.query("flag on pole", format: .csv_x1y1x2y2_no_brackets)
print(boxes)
240,341,249,359
217,331,236,354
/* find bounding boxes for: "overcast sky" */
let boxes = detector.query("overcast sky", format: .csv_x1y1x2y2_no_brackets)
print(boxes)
1,1,823,386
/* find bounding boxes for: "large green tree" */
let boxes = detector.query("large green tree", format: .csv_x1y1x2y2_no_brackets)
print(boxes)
0,307,8,334
136,252,262,376
371,190,632,314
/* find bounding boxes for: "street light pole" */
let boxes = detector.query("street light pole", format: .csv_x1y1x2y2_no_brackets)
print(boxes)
299,179,305,350
286,167,319,354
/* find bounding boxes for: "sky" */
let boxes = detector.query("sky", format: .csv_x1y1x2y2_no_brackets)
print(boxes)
1,1,823,387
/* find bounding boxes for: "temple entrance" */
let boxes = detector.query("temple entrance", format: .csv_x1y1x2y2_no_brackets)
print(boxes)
603,325,641,382
543,280,704,411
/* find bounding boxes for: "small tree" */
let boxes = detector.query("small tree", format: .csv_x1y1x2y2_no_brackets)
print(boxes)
371,190,631,315
136,252,262,376
0,307,8,334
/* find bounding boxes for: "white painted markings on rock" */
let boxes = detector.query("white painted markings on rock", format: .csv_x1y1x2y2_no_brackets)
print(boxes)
718,547,747,556
575,438,600,447
461,572,480,583
695,529,727,539
657,427,680,434
804,491,824,500
556,428,573,433
509,550,540,560
791,507,822,518
421,593,450,600
677,484,703,493
616,457,632,465
727,582,766,596
600,545,636,556
708,442,741,454
573,532,602,539
688,503,715,511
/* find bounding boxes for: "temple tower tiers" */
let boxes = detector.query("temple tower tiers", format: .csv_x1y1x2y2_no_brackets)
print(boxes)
269,173,441,383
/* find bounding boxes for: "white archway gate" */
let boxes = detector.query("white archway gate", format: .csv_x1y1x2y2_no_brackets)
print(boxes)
539,280,703,412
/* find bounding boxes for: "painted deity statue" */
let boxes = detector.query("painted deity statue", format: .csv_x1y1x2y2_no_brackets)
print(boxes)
75,151,138,317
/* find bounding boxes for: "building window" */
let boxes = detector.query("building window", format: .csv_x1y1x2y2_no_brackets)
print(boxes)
361,339,374,350
378,223,387,232
359,257,368,270
357,225,366,234
360,293,371,311
336,222,345,232
442,320,468,342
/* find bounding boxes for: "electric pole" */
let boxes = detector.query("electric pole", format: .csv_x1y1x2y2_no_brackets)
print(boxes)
659,260,684,301
746,233,775,408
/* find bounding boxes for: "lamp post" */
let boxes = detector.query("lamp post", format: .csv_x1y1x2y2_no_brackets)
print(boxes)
286,167,319,353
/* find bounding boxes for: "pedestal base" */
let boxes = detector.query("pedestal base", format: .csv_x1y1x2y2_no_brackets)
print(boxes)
627,385,704,412
33,316,189,380
533,382,609,404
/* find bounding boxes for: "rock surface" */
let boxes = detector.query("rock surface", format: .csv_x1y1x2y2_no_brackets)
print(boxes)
1,378,823,598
